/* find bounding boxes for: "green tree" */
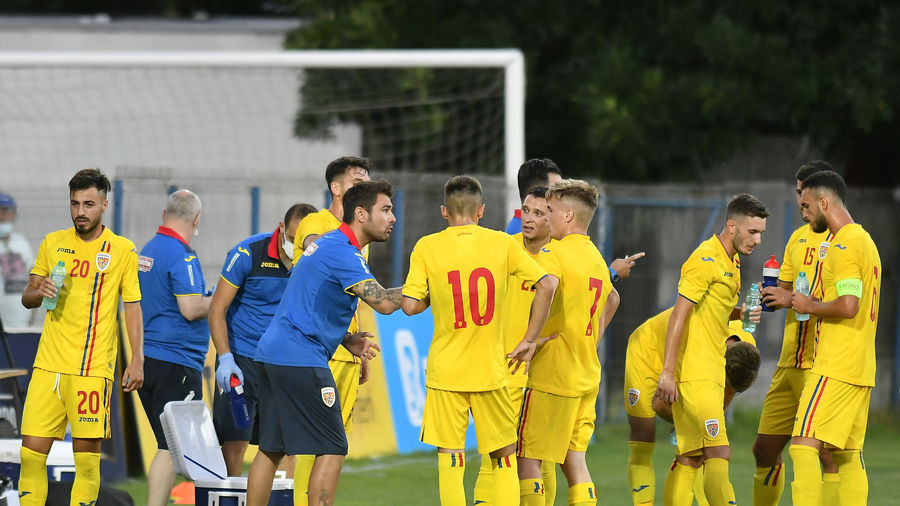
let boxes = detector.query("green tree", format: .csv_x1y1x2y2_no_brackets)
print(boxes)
285,0,900,184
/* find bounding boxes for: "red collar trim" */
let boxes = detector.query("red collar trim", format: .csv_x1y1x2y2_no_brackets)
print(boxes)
267,227,281,260
338,223,363,251
514,209,521,219
157,226,189,245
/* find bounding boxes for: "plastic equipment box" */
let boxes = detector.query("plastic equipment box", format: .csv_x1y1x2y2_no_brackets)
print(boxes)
160,400,292,506
0,439,74,489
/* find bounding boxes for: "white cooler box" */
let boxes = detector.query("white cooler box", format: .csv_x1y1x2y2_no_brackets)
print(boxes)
159,400,292,506
0,439,75,489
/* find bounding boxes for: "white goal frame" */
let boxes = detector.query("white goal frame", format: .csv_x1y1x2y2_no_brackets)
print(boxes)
0,49,526,216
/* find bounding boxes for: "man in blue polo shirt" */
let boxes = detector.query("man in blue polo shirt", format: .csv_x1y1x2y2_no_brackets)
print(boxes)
137,190,211,506
210,202,317,476
246,180,403,506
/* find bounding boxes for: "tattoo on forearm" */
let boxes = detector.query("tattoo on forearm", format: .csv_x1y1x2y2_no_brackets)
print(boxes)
355,281,402,307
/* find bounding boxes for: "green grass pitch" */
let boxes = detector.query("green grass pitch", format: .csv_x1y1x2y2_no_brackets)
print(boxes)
112,410,900,505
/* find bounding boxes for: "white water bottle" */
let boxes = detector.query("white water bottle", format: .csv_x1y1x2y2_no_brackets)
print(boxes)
742,283,761,333
795,272,811,322
42,261,66,310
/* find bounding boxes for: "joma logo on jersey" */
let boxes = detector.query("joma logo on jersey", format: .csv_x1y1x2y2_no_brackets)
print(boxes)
260,261,280,269
724,272,733,277
798,238,807,243
79,416,98,423
57,247,75,254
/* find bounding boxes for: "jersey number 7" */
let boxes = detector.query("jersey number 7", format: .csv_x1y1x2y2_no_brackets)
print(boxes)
448,269,496,329
585,277,603,336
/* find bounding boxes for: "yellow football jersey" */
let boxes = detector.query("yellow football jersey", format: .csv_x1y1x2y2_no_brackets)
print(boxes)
776,225,832,369
504,233,543,388
812,224,881,387
675,235,741,387
727,319,756,347
632,309,755,368
528,233,613,397
403,225,546,392
293,208,368,363
31,227,141,380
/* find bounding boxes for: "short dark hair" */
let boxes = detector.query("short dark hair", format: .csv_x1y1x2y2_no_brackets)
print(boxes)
444,175,483,216
69,168,111,197
342,179,394,224
284,203,318,226
795,160,833,183
526,186,549,200
517,159,561,201
726,194,769,221
801,170,847,203
326,157,370,189
725,341,761,393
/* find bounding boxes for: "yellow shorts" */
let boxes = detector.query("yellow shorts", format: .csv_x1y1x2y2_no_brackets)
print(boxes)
21,368,112,440
516,387,597,464
329,359,360,434
671,380,728,455
792,373,870,450
758,367,809,436
509,386,524,423
623,336,660,419
420,387,516,454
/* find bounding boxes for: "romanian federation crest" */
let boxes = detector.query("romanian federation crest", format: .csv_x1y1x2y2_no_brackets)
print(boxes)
818,241,830,260
321,387,336,407
628,388,640,407
705,419,720,438
96,252,111,272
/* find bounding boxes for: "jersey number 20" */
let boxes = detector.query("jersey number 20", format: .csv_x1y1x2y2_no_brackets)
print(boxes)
448,269,496,329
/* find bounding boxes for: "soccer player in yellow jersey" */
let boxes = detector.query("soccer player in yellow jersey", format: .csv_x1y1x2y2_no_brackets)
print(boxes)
754,161,840,505
291,156,370,502
512,179,620,506
402,176,556,506
473,187,559,506
625,310,760,506
788,171,881,505
656,193,768,506
19,169,144,506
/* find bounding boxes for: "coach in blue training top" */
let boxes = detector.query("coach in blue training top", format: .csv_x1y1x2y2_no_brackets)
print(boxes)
247,180,403,506
137,190,211,506
210,202,317,477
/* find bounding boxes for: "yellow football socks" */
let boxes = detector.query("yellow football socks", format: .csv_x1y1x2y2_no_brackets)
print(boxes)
438,452,467,506
72,452,101,506
752,464,785,506
789,445,822,505
833,449,868,506
520,478,545,506
541,460,557,505
627,441,654,505
820,472,840,506
19,447,48,506
566,482,596,506
492,455,519,506
474,455,495,505
663,461,696,506
294,455,316,506
702,458,735,505
693,467,709,506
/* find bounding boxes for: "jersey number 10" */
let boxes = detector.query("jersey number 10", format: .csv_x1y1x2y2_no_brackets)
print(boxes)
448,269,496,329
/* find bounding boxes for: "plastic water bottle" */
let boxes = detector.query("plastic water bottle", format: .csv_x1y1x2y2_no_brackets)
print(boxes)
228,375,252,430
742,283,761,333
41,261,66,310
795,272,811,322
761,255,780,312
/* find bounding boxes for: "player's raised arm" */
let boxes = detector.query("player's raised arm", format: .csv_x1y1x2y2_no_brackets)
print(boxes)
350,280,402,314
656,295,695,403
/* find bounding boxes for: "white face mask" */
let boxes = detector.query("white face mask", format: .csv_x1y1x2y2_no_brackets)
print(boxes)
0,223,11,238
283,237,294,260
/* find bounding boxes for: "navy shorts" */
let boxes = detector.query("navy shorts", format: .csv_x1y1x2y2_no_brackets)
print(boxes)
137,356,203,450
256,362,348,456
213,353,260,444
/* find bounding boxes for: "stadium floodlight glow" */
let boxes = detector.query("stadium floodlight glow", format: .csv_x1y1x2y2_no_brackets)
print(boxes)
0,50,526,216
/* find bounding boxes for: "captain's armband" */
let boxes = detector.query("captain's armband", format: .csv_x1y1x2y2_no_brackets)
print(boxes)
835,278,863,298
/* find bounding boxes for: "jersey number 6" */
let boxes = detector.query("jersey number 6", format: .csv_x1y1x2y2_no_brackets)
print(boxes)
448,268,496,329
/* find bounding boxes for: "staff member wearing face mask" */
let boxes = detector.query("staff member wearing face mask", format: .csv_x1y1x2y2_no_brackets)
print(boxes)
136,189,211,506
0,193,34,328
210,203,317,477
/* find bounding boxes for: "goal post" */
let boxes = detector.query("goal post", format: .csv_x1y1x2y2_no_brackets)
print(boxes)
0,49,526,217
